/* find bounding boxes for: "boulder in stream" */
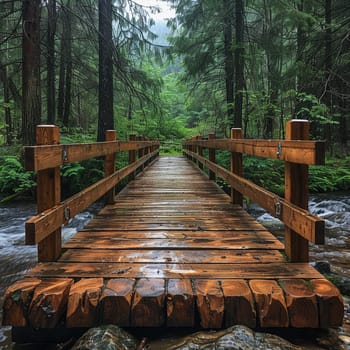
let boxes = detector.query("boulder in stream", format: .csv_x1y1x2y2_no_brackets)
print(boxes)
71,325,302,350
154,325,301,350
71,325,138,350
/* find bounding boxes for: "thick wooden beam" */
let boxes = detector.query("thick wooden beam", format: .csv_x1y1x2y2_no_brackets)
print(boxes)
36,125,62,262
182,139,325,165
230,128,243,206
285,120,309,262
221,279,256,328
279,279,318,328
250,280,288,327
128,134,136,182
28,278,73,328
197,135,204,170
24,140,160,171
167,279,195,327
310,279,344,327
194,279,224,328
183,149,324,244
131,278,165,327
2,278,42,327
208,133,216,181
104,130,116,205
100,278,135,326
66,278,103,327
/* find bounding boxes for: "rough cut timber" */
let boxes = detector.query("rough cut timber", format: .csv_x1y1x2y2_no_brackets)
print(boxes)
2,156,344,333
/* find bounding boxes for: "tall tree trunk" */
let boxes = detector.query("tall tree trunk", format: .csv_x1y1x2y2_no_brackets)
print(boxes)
22,0,41,145
4,67,12,145
97,0,114,142
234,0,244,128
324,0,332,151
57,30,65,121
296,0,305,98
46,0,56,124
62,1,72,127
223,0,234,127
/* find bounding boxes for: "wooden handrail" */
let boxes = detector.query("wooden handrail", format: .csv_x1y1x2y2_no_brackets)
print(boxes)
24,140,160,171
182,139,325,165
182,120,326,262
184,149,324,244
25,125,160,262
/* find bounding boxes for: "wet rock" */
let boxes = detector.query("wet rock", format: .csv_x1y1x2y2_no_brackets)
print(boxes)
151,326,301,350
315,261,331,274
71,325,138,350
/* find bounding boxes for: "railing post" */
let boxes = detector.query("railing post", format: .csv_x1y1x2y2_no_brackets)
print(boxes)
231,128,243,206
36,125,61,262
145,136,150,165
128,134,136,181
192,136,197,164
105,130,116,204
138,136,145,171
285,120,309,262
197,135,203,170
208,133,216,180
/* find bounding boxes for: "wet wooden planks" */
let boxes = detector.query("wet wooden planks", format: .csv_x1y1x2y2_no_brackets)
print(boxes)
2,156,344,329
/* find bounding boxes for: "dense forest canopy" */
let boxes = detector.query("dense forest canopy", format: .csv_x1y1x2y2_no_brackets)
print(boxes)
0,0,349,151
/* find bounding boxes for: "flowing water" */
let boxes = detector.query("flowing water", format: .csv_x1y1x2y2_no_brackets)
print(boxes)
0,193,349,349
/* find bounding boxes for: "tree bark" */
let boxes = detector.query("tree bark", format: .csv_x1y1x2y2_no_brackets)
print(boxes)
223,0,234,127
22,0,41,146
234,0,244,129
57,30,65,122
97,0,114,142
62,1,72,127
4,66,12,145
46,0,56,124
324,0,332,149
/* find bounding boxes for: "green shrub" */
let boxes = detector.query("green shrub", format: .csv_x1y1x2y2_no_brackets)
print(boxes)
0,157,35,197
61,158,104,199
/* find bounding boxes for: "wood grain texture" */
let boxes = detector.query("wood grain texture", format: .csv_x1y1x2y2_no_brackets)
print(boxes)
28,278,73,328
194,279,224,329
249,279,288,328
279,279,318,328
167,279,195,327
310,279,344,327
221,279,256,328
2,278,41,327
131,278,165,327
183,138,325,165
100,278,135,326
66,278,104,327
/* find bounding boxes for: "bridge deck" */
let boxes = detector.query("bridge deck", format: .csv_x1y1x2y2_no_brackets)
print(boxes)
3,156,343,330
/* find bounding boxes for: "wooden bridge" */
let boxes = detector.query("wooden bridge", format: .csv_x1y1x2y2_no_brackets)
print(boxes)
2,121,344,337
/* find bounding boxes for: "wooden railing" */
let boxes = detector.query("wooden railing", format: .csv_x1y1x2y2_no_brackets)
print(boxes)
183,120,325,263
24,125,160,262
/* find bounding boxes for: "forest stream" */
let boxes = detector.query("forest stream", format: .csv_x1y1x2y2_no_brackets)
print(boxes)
0,193,349,349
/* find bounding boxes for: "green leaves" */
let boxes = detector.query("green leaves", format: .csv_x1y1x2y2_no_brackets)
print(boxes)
0,157,35,197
